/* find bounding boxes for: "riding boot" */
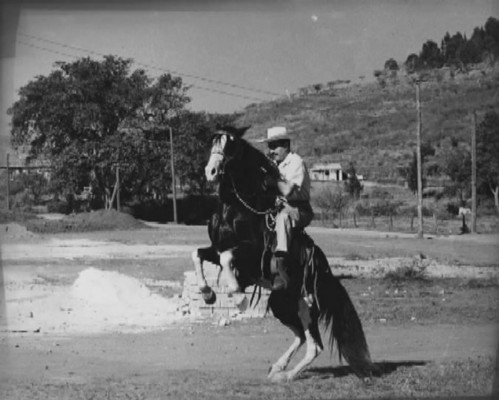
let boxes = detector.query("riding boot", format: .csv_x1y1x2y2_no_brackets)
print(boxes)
271,252,290,291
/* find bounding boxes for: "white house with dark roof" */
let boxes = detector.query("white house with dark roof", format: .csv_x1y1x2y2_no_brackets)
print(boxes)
310,163,345,181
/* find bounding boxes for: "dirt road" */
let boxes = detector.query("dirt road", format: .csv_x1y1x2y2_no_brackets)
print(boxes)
1,223,498,398
1,320,497,399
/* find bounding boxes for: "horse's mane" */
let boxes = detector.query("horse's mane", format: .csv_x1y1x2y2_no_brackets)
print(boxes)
240,138,280,180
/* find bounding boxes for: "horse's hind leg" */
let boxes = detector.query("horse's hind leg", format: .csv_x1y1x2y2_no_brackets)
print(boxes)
285,326,322,381
269,297,323,382
268,323,305,379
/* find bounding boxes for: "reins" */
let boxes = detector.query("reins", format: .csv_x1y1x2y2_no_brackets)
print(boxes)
229,174,278,231
229,174,272,216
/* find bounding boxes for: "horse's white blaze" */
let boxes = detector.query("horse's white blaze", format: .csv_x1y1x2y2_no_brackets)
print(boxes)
205,135,228,181
205,153,224,182
219,250,241,293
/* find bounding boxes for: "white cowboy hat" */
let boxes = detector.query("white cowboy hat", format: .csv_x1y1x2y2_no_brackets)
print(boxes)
258,126,291,143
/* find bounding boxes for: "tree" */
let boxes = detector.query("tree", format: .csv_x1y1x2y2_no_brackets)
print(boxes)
403,142,434,194
8,55,190,208
314,186,350,228
459,40,482,64
441,32,466,64
384,58,399,71
470,26,486,52
484,17,499,57
405,53,421,73
344,162,363,199
419,40,444,68
476,111,499,212
440,139,471,205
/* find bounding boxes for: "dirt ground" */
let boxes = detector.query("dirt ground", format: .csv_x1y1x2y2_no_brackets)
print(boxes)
1,222,498,399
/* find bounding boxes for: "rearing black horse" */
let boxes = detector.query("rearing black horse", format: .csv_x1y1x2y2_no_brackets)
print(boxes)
192,126,373,382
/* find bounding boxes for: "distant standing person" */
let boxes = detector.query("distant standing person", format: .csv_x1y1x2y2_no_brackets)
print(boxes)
259,126,314,291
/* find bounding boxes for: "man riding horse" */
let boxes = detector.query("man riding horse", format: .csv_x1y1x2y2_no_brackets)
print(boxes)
193,125,373,382
259,126,314,291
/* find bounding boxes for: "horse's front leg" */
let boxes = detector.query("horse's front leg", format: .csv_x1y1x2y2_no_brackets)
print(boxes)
218,248,255,312
192,246,220,304
219,249,242,294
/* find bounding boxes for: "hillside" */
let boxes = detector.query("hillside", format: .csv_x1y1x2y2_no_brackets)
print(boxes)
236,64,499,184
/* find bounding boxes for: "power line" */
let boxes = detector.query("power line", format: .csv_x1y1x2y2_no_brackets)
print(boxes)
17,39,269,103
18,32,282,98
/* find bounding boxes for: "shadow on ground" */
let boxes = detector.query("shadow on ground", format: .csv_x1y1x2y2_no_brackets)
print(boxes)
303,360,427,380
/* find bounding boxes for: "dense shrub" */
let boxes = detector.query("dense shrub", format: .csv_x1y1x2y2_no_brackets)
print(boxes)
129,195,218,224
46,199,71,214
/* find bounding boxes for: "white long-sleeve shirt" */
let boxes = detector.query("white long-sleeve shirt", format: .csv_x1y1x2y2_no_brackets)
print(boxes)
277,152,311,203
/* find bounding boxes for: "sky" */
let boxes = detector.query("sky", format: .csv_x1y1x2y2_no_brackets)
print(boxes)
1,0,498,163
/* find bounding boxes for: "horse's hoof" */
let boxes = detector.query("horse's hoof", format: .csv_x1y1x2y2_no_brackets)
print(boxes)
267,365,286,380
267,365,283,378
269,371,290,383
229,293,248,311
200,287,217,304
363,377,373,386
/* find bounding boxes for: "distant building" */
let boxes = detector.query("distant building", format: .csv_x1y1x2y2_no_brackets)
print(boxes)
5,146,52,179
310,163,346,181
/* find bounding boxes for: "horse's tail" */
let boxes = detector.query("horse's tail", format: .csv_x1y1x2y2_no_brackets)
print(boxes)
311,245,373,379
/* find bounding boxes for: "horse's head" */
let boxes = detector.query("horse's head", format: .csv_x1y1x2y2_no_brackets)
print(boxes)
205,125,250,182
205,124,281,214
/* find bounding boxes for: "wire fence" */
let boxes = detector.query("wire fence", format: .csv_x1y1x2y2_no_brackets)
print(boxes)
312,212,498,235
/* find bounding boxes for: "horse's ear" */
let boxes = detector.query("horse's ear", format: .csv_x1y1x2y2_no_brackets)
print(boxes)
216,125,251,139
233,125,251,138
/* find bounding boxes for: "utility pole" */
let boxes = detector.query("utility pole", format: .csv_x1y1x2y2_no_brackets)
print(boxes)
6,153,10,210
169,126,178,224
416,80,424,238
116,164,121,212
471,111,477,233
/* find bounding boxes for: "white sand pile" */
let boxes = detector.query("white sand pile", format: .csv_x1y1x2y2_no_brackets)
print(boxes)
4,268,186,334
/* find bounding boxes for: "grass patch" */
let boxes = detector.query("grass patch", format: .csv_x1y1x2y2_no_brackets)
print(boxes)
383,259,430,283
348,276,499,325
343,253,370,261
0,356,494,399
464,278,499,289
